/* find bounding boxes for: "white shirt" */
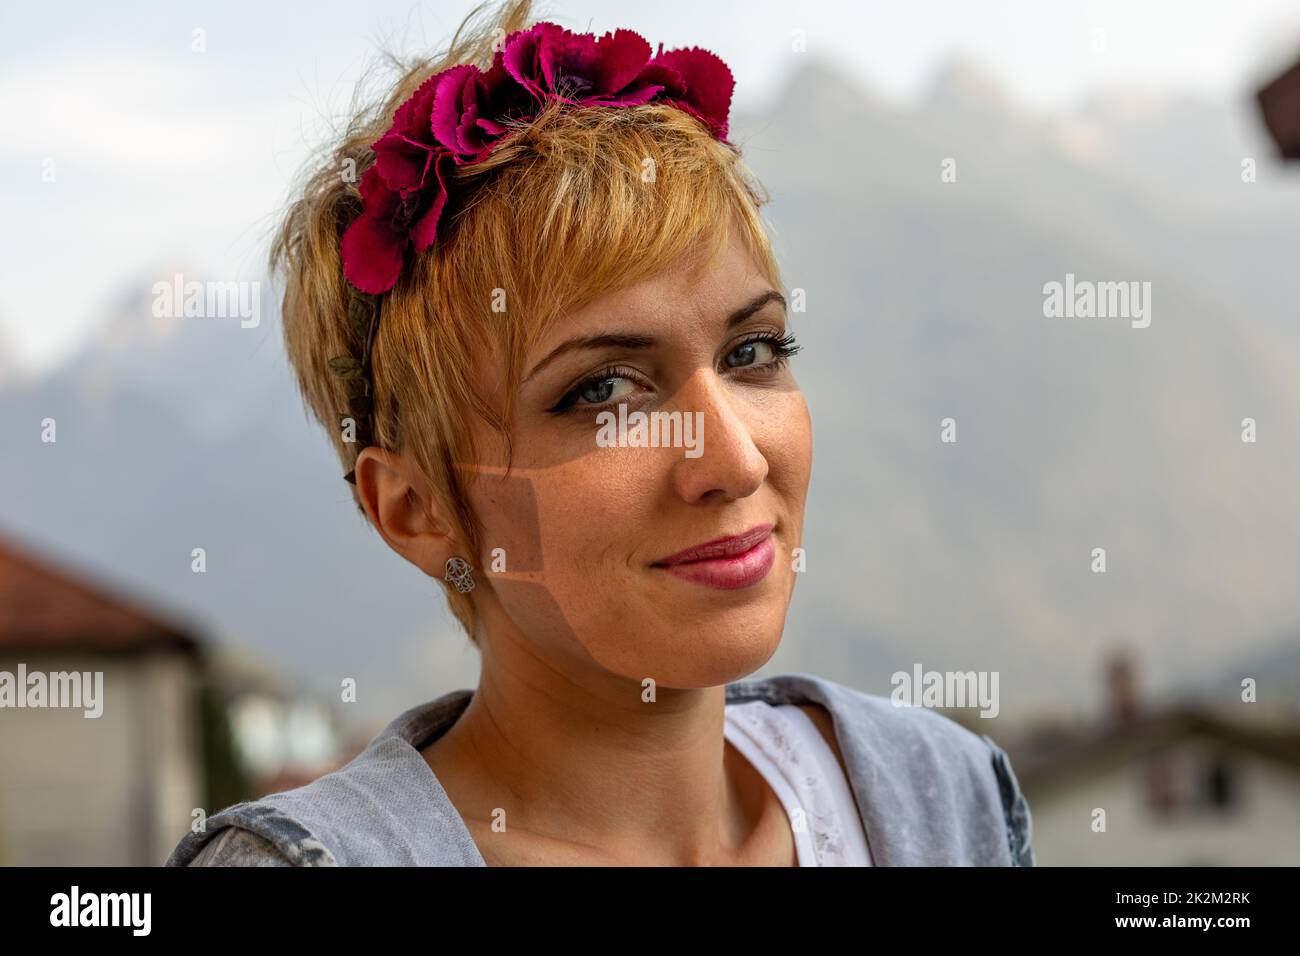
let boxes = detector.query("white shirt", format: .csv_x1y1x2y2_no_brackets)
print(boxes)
723,699,873,866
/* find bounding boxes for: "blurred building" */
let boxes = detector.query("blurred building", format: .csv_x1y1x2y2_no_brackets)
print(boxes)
207,641,359,796
0,528,352,865
1011,654,1300,865
0,528,206,865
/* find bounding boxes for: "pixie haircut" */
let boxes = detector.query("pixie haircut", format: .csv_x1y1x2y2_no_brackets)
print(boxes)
272,0,784,643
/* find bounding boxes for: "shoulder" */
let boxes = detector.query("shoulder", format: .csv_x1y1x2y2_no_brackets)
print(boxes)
741,672,1035,866
165,800,339,867
978,730,1035,866
840,678,1035,866
164,733,480,867
163,744,396,867
187,826,295,867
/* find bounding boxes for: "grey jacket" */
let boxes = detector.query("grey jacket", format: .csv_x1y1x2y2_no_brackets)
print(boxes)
165,671,1034,866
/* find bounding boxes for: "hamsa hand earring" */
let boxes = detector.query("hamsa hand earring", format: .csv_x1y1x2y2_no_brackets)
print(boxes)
444,556,475,593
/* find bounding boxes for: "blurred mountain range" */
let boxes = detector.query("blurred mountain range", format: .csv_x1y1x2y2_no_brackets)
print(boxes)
2,57,1298,731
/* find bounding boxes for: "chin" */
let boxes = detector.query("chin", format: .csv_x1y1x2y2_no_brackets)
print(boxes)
583,602,788,690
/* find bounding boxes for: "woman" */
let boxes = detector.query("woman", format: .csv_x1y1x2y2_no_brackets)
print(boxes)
167,0,1033,867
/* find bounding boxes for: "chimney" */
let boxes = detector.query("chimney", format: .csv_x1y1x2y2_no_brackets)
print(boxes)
1103,650,1140,724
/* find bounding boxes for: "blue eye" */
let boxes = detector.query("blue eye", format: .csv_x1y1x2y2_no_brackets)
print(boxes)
576,376,635,406
725,340,771,368
546,333,800,416
549,367,646,414
727,332,801,371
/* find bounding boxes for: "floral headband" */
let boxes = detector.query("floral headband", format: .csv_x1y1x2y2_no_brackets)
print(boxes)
342,20,735,294
334,20,736,483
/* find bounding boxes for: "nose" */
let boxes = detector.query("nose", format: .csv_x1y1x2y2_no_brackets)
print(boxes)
668,370,769,504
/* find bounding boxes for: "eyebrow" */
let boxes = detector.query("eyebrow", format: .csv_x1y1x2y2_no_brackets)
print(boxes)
523,289,787,385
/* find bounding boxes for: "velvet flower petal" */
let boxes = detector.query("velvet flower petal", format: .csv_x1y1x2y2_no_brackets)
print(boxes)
430,64,488,156
500,22,554,102
341,167,409,294
647,46,735,140
408,150,455,252
469,52,541,143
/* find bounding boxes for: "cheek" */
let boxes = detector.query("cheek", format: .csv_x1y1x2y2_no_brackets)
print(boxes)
760,391,813,513
466,469,546,573
532,452,659,570
469,452,655,585
468,453,661,661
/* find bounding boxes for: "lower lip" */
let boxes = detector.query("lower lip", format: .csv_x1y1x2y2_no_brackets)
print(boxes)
656,536,776,590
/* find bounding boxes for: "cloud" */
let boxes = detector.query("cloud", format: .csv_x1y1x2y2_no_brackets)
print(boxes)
0,56,277,174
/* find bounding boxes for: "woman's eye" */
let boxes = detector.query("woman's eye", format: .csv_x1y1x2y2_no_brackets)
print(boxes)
725,340,774,369
575,375,636,406
547,367,650,415
551,334,798,416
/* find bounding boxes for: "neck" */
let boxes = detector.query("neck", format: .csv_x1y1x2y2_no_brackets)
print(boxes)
423,613,782,865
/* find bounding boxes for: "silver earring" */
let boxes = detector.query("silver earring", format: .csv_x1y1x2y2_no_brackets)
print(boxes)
444,556,475,593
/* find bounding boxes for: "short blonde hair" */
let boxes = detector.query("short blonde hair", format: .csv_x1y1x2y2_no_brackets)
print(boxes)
272,0,783,643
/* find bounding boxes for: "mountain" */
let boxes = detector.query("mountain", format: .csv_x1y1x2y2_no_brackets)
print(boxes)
734,57,1300,711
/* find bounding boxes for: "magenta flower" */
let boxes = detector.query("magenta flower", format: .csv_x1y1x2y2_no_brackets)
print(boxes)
341,21,736,294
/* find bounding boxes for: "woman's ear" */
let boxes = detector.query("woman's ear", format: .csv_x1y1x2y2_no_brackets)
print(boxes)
354,446,459,579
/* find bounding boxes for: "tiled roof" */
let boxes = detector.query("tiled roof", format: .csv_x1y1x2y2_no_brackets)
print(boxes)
0,527,199,653
1011,707,1300,797
1258,56,1300,159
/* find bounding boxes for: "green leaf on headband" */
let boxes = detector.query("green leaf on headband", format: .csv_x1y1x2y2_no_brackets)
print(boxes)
328,355,363,378
347,296,373,334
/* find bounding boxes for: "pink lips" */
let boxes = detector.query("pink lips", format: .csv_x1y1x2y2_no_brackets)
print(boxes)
652,523,776,590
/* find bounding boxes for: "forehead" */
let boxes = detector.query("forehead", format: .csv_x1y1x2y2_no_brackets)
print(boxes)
538,229,769,344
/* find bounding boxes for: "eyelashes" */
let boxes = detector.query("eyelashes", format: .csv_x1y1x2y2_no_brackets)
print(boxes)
546,331,802,415
736,330,802,371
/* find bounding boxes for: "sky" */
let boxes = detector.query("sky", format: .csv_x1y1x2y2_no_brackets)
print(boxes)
2,0,1299,372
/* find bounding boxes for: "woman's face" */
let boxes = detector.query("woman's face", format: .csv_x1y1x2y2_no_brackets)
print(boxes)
463,231,812,688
